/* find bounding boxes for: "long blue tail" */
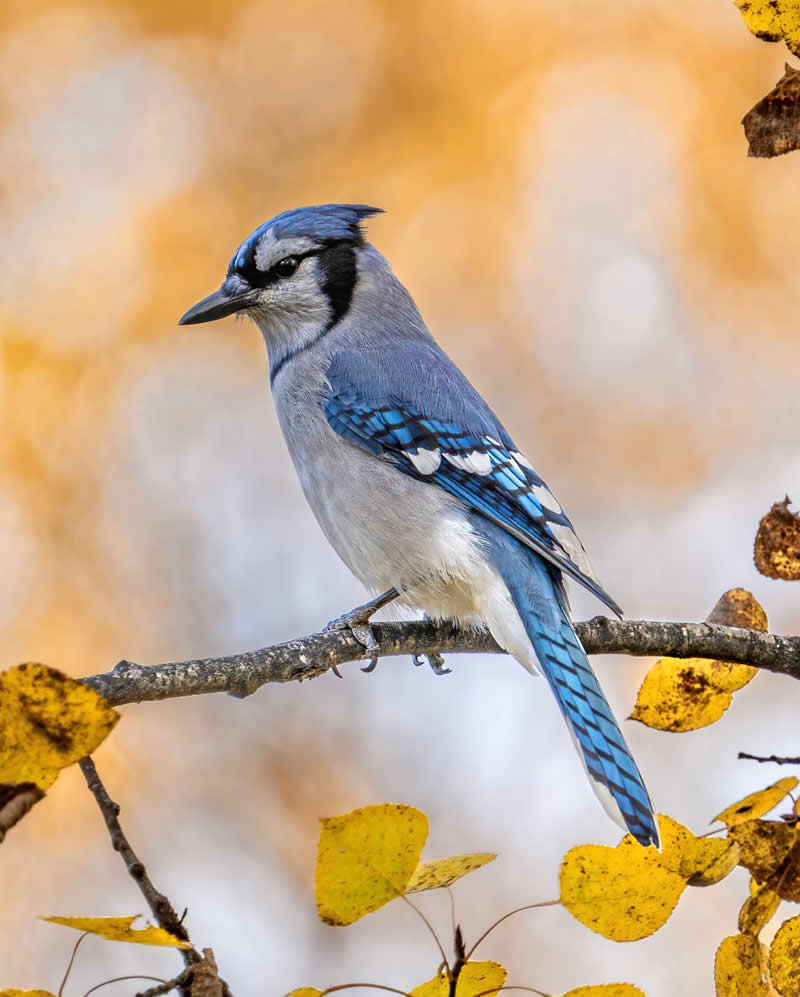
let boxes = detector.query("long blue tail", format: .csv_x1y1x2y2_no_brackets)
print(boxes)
492,536,658,847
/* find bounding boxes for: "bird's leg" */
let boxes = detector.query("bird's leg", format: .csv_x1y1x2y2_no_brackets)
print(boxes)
325,587,399,674
412,614,451,675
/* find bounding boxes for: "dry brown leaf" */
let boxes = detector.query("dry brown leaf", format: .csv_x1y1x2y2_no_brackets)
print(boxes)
730,820,800,902
754,495,800,578
0,783,45,844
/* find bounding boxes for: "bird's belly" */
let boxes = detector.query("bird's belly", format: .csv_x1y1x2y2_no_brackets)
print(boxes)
288,425,487,621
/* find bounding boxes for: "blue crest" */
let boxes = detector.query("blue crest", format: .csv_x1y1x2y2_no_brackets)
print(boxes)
230,204,383,276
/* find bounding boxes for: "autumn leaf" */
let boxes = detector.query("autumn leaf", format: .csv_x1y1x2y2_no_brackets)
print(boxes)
733,0,800,57
715,933,776,996
630,589,767,732
410,961,506,997
560,987,647,997
714,778,798,828
284,990,323,997
739,879,781,937
560,835,685,941
0,664,119,790
652,814,740,886
729,820,800,902
754,496,800,576
406,852,496,893
769,915,800,997
0,783,45,844
42,915,189,947
315,804,428,925
0,991,57,996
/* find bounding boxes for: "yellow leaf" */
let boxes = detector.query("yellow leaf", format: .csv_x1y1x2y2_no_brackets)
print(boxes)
769,915,800,997
315,804,428,925
715,933,776,997
648,814,740,886
730,820,800,902
734,0,800,58
406,852,496,893
0,991,57,996
411,962,507,997
739,880,781,937
630,590,766,732
754,498,800,579
42,915,189,947
560,986,647,997
714,778,798,828
560,837,685,941
0,664,119,790
284,990,323,997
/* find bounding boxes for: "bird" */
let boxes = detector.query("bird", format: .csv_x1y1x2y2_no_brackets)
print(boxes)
179,203,658,847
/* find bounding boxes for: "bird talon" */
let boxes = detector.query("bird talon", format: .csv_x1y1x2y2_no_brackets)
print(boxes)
412,653,424,667
361,656,379,673
427,651,451,676
324,589,398,677
332,664,344,679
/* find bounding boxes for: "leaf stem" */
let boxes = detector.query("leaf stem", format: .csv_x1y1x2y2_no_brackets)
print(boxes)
58,931,89,997
401,894,450,971
465,902,560,961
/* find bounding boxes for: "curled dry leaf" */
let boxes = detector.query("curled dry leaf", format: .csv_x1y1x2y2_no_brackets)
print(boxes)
754,496,800,577
730,820,800,902
0,783,45,844
630,590,766,732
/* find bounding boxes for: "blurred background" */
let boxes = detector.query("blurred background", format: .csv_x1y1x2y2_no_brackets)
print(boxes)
1,0,799,993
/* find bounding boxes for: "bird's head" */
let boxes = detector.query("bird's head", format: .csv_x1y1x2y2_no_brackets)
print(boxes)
178,203,383,341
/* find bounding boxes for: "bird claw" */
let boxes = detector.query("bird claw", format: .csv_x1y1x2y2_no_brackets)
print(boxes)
412,651,451,675
325,600,387,675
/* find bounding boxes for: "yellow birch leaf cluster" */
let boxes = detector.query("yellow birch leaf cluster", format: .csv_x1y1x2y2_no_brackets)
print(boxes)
42,915,190,948
560,815,738,941
0,663,118,790
733,0,800,57
630,589,767,732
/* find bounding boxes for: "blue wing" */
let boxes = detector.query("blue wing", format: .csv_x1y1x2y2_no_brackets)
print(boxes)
323,380,622,618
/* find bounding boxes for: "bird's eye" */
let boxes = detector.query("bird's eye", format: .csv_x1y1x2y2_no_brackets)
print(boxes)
274,256,300,278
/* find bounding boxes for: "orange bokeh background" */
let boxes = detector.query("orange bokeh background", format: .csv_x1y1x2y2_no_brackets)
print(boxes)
1,1,799,994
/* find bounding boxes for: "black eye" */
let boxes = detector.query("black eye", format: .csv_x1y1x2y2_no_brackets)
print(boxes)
274,256,299,278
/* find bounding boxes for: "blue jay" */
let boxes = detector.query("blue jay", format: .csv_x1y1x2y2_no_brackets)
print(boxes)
179,204,658,847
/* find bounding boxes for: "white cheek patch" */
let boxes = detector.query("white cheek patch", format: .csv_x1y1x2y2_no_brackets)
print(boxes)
443,450,492,476
532,483,562,515
407,447,441,475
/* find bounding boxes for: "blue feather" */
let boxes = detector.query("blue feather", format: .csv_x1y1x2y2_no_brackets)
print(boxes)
323,388,622,617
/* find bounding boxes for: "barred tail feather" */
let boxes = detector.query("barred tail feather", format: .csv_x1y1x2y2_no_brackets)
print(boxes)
487,538,658,847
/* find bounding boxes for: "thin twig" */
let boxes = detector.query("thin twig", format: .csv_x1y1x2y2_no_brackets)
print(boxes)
82,976,169,997
738,752,800,765
80,618,800,707
78,758,218,997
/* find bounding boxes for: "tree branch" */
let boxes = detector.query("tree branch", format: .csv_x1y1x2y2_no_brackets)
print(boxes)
79,759,232,996
80,617,800,707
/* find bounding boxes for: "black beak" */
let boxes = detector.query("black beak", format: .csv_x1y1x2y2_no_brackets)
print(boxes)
178,284,257,325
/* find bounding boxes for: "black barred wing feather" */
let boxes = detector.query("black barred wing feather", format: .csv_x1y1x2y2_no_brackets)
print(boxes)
324,388,622,617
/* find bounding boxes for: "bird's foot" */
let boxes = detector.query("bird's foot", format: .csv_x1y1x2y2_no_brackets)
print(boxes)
412,650,451,675
324,588,399,675
411,614,451,675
